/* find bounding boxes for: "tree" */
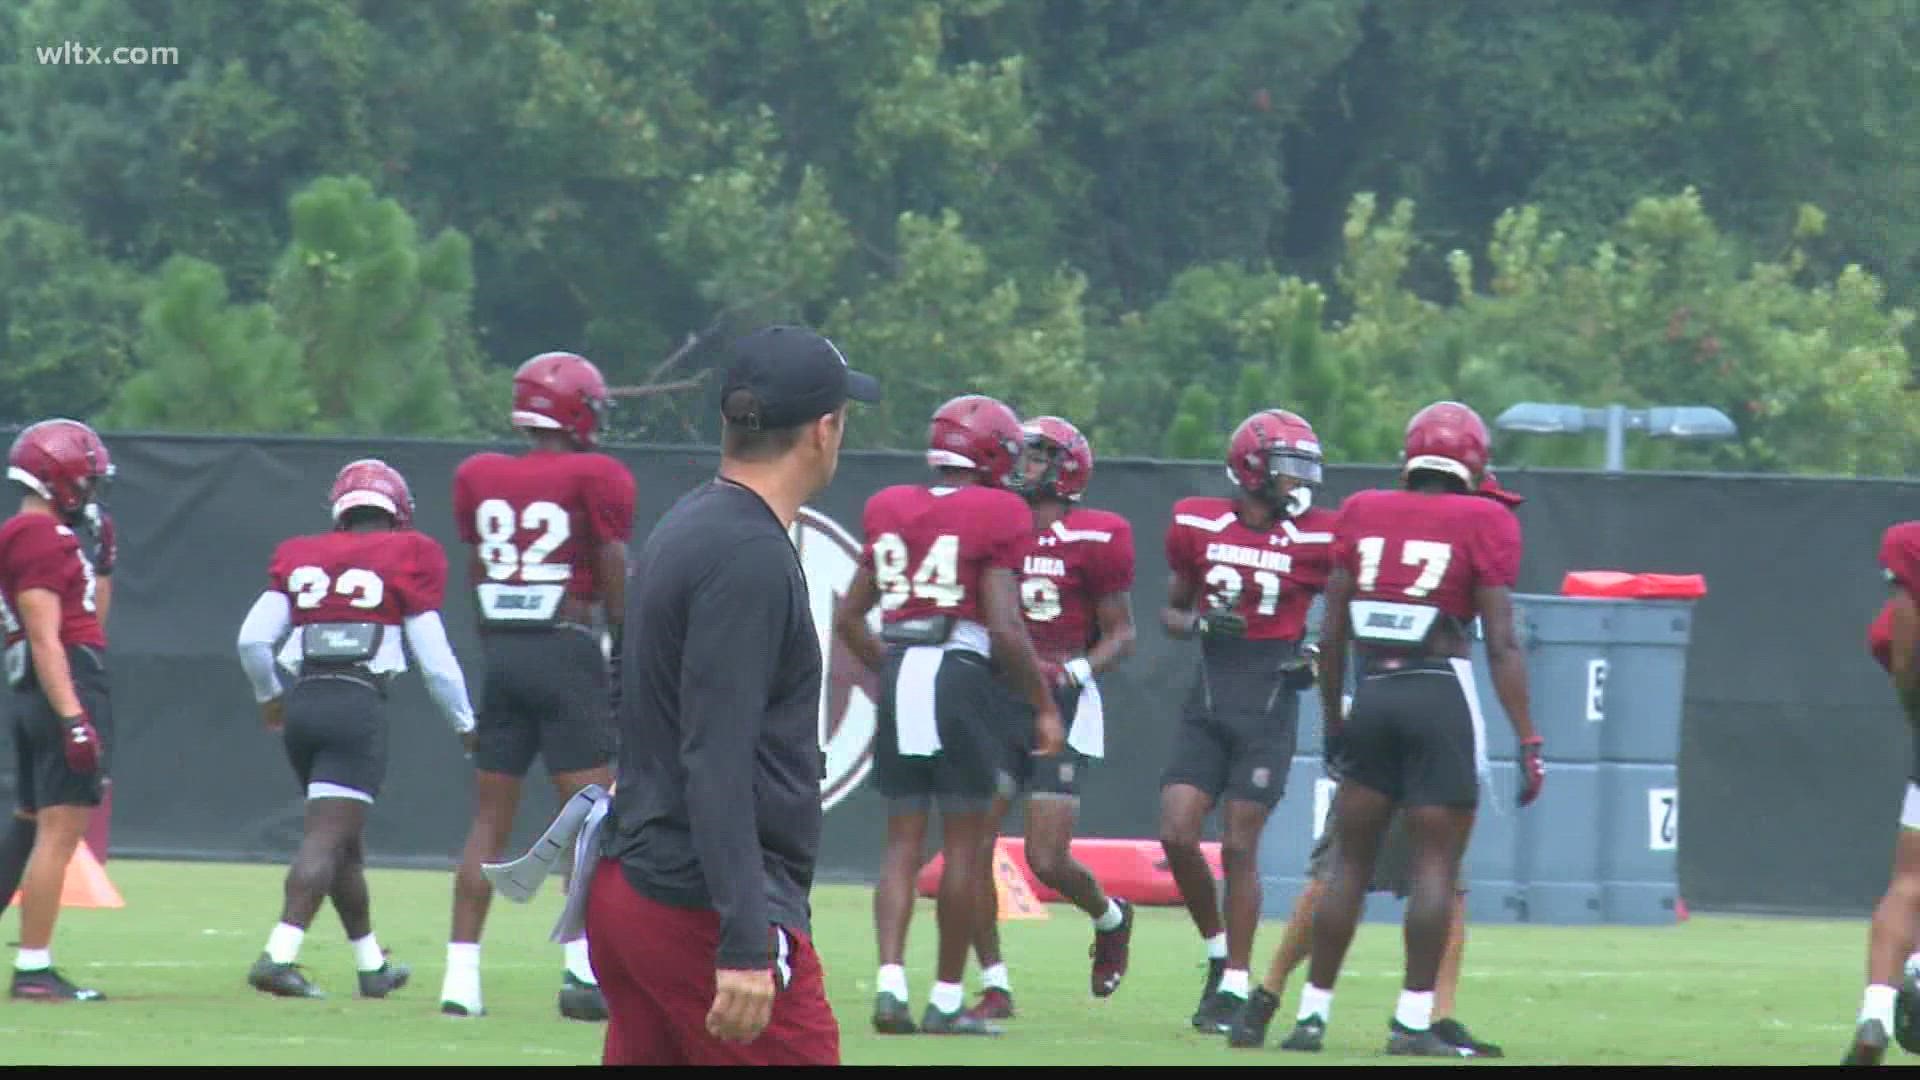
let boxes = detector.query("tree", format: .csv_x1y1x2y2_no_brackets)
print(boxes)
0,214,144,426
100,256,314,434
269,175,484,437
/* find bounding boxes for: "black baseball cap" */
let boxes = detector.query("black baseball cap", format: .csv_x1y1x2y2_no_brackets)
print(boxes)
719,325,881,430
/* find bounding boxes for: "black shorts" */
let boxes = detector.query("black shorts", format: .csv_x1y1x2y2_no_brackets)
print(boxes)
1340,656,1485,809
283,674,388,802
874,648,1011,811
474,626,614,777
1160,650,1301,810
1308,792,1415,898
11,645,111,812
1002,683,1088,800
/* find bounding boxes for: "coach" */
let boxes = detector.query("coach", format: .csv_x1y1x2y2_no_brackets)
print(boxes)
584,325,880,1066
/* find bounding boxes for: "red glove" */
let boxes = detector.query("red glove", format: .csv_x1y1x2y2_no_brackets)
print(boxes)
1518,736,1544,808
62,712,101,774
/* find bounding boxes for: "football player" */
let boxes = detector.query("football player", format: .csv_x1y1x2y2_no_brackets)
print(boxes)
964,416,1139,1020
236,459,477,1000
832,394,1064,1037
1846,518,1920,1066
1160,408,1337,1032
444,352,635,1021
0,420,115,1001
1296,401,1544,1058
1229,466,1524,1056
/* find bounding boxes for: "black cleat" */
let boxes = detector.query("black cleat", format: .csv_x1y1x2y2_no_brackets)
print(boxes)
1280,1015,1327,1052
964,987,1014,1021
1431,1016,1503,1058
356,956,411,999
248,953,324,999
1845,1018,1890,1067
10,967,104,1002
1226,986,1279,1049
558,971,608,1022
1193,990,1245,1035
1387,1019,1474,1057
920,1003,1002,1036
1090,899,1133,998
1189,957,1227,1030
1898,974,1920,1055
872,991,916,1035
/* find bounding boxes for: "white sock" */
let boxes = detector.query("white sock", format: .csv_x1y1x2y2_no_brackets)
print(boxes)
565,938,597,986
1094,899,1125,932
1298,983,1334,1023
877,964,909,1001
1219,968,1250,998
266,923,304,966
14,947,51,973
1205,933,1228,960
1863,983,1899,1030
980,962,1011,993
1395,989,1435,1032
930,980,966,1014
443,942,482,1007
350,933,385,973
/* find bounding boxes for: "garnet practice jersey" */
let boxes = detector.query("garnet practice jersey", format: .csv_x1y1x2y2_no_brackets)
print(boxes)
1332,489,1522,646
1870,520,1920,671
860,484,1032,627
1163,497,1337,641
0,513,106,651
267,530,449,631
452,449,637,623
1018,507,1135,662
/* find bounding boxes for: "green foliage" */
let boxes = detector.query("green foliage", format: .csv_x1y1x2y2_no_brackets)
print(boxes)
0,215,144,425
100,256,315,434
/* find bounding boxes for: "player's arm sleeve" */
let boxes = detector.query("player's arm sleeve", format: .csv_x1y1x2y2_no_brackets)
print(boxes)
1471,507,1524,587
680,538,789,971
236,590,292,703
403,611,477,735
398,536,452,615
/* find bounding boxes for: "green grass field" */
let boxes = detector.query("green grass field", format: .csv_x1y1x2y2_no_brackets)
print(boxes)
0,858,1884,1066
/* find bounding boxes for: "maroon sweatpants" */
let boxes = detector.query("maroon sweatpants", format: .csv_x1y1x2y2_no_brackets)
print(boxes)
584,857,841,1066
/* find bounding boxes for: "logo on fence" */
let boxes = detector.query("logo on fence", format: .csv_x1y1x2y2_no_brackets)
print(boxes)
1647,787,1678,852
791,507,880,811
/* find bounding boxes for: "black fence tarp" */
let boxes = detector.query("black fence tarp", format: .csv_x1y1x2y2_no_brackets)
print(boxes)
3,433,1912,918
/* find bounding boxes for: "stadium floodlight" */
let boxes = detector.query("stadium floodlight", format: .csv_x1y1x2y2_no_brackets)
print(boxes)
1494,402,1738,473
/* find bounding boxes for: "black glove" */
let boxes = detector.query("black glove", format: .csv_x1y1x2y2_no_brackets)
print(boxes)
607,624,624,720
1193,608,1247,639
1280,643,1319,692
1323,727,1348,783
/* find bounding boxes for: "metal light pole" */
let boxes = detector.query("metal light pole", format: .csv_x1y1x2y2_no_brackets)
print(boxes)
1494,402,1738,473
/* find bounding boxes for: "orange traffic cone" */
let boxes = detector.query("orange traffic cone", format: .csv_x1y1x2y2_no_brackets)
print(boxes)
9,842,124,910
991,840,1049,922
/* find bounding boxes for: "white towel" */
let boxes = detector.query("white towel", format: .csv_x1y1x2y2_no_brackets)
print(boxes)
550,794,612,945
1068,677,1105,759
894,646,945,757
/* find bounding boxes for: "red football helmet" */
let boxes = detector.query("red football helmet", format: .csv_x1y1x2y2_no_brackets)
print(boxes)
512,352,611,448
926,395,1024,488
1403,400,1490,488
1226,409,1322,515
330,459,414,529
1021,416,1094,501
7,419,113,519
